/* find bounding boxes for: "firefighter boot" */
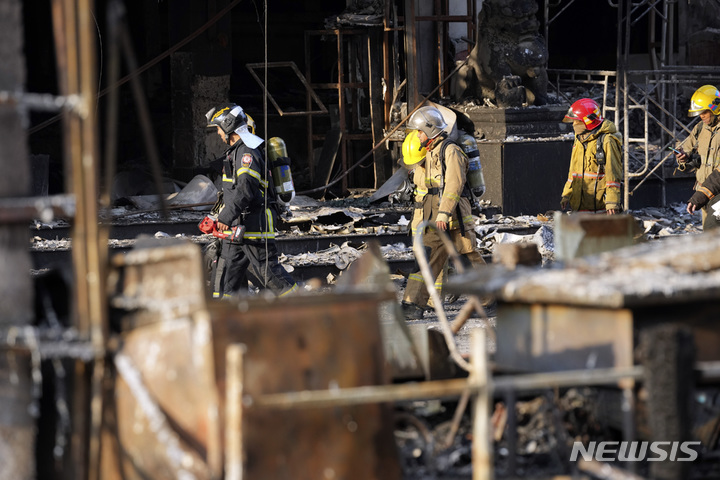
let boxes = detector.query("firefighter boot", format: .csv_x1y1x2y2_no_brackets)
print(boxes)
401,301,426,320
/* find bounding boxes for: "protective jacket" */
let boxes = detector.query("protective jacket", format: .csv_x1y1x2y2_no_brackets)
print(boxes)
677,119,720,188
217,141,279,244
561,120,622,212
410,165,428,236
419,137,475,233
689,165,720,209
402,137,483,312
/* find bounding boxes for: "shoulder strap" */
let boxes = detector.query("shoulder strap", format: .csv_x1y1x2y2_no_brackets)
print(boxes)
224,143,242,186
694,122,703,143
256,147,283,215
438,138,453,177
437,138,469,236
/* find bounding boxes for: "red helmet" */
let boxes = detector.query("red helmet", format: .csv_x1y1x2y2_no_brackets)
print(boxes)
563,98,604,130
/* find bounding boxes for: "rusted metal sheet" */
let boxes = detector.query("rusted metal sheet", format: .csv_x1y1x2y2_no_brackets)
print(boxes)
113,317,220,475
494,304,634,374
112,347,216,480
104,241,405,479
104,241,221,479
208,290,402,480
108,240,208,328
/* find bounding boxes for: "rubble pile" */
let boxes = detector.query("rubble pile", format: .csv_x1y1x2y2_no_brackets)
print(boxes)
394,388,610,479
631,203,703,237
29,196,706,281
24,189,720,480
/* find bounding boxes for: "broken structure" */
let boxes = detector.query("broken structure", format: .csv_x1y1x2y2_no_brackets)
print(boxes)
3,0,720,479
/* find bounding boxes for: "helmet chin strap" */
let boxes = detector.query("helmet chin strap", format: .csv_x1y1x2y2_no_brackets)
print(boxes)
424,132,446,149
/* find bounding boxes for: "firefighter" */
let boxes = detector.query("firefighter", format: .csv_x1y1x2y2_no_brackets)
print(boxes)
206,103,298,298
687,164,720,214
675,85,720,230
402,130,445,300
560,98,622,214
400,106,486,320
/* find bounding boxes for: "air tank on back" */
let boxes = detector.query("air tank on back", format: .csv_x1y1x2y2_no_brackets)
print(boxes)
458,132,486,208
267,137,295,205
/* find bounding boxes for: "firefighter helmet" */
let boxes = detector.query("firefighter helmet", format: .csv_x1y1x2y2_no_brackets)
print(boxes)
563,98,604,130
206,104,247,135
402,130,428,166
408,106,448,140
206,103,263,148
688,85,720,117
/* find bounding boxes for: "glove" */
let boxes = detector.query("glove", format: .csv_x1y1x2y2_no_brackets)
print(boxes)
688,190,710,210
560,197,570,211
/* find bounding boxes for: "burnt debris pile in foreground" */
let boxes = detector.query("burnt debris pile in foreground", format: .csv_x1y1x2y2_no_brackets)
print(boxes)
20,190,720,480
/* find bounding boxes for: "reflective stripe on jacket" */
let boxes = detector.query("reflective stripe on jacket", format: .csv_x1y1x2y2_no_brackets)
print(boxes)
678,120,720,188
561,119,623,211
217,142,278,243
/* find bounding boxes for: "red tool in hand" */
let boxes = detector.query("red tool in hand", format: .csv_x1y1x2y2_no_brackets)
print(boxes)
198,215,244,242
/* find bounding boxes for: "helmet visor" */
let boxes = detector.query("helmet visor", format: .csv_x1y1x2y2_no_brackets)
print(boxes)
205,107,218,126
562,106,579,123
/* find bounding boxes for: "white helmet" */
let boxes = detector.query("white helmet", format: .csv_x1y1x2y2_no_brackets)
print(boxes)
408,106,448,140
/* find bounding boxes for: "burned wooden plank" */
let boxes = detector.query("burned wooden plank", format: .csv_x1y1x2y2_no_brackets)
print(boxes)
492,242,542,269
104,240,221,479
493,304,634,374
640,324,696,480
555,213,640,261
447,226,720,309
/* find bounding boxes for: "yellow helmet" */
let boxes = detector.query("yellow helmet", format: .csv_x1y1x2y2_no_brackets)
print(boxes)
246,113,256,134
688,85,720,117
402,130,427,166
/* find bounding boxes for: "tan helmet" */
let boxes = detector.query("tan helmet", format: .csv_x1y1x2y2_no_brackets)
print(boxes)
688,85,720,117
408,106,447,140
402,130,427,166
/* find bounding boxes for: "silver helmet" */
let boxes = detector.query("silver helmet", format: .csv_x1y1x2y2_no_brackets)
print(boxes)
408,106,447,139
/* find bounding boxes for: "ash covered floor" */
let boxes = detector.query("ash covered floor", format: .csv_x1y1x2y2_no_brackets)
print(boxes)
28,191,719,480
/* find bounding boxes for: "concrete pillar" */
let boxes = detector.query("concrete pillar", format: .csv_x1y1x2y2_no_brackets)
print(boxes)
680,0,720,65
0,1,35,479
169,0,233,182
